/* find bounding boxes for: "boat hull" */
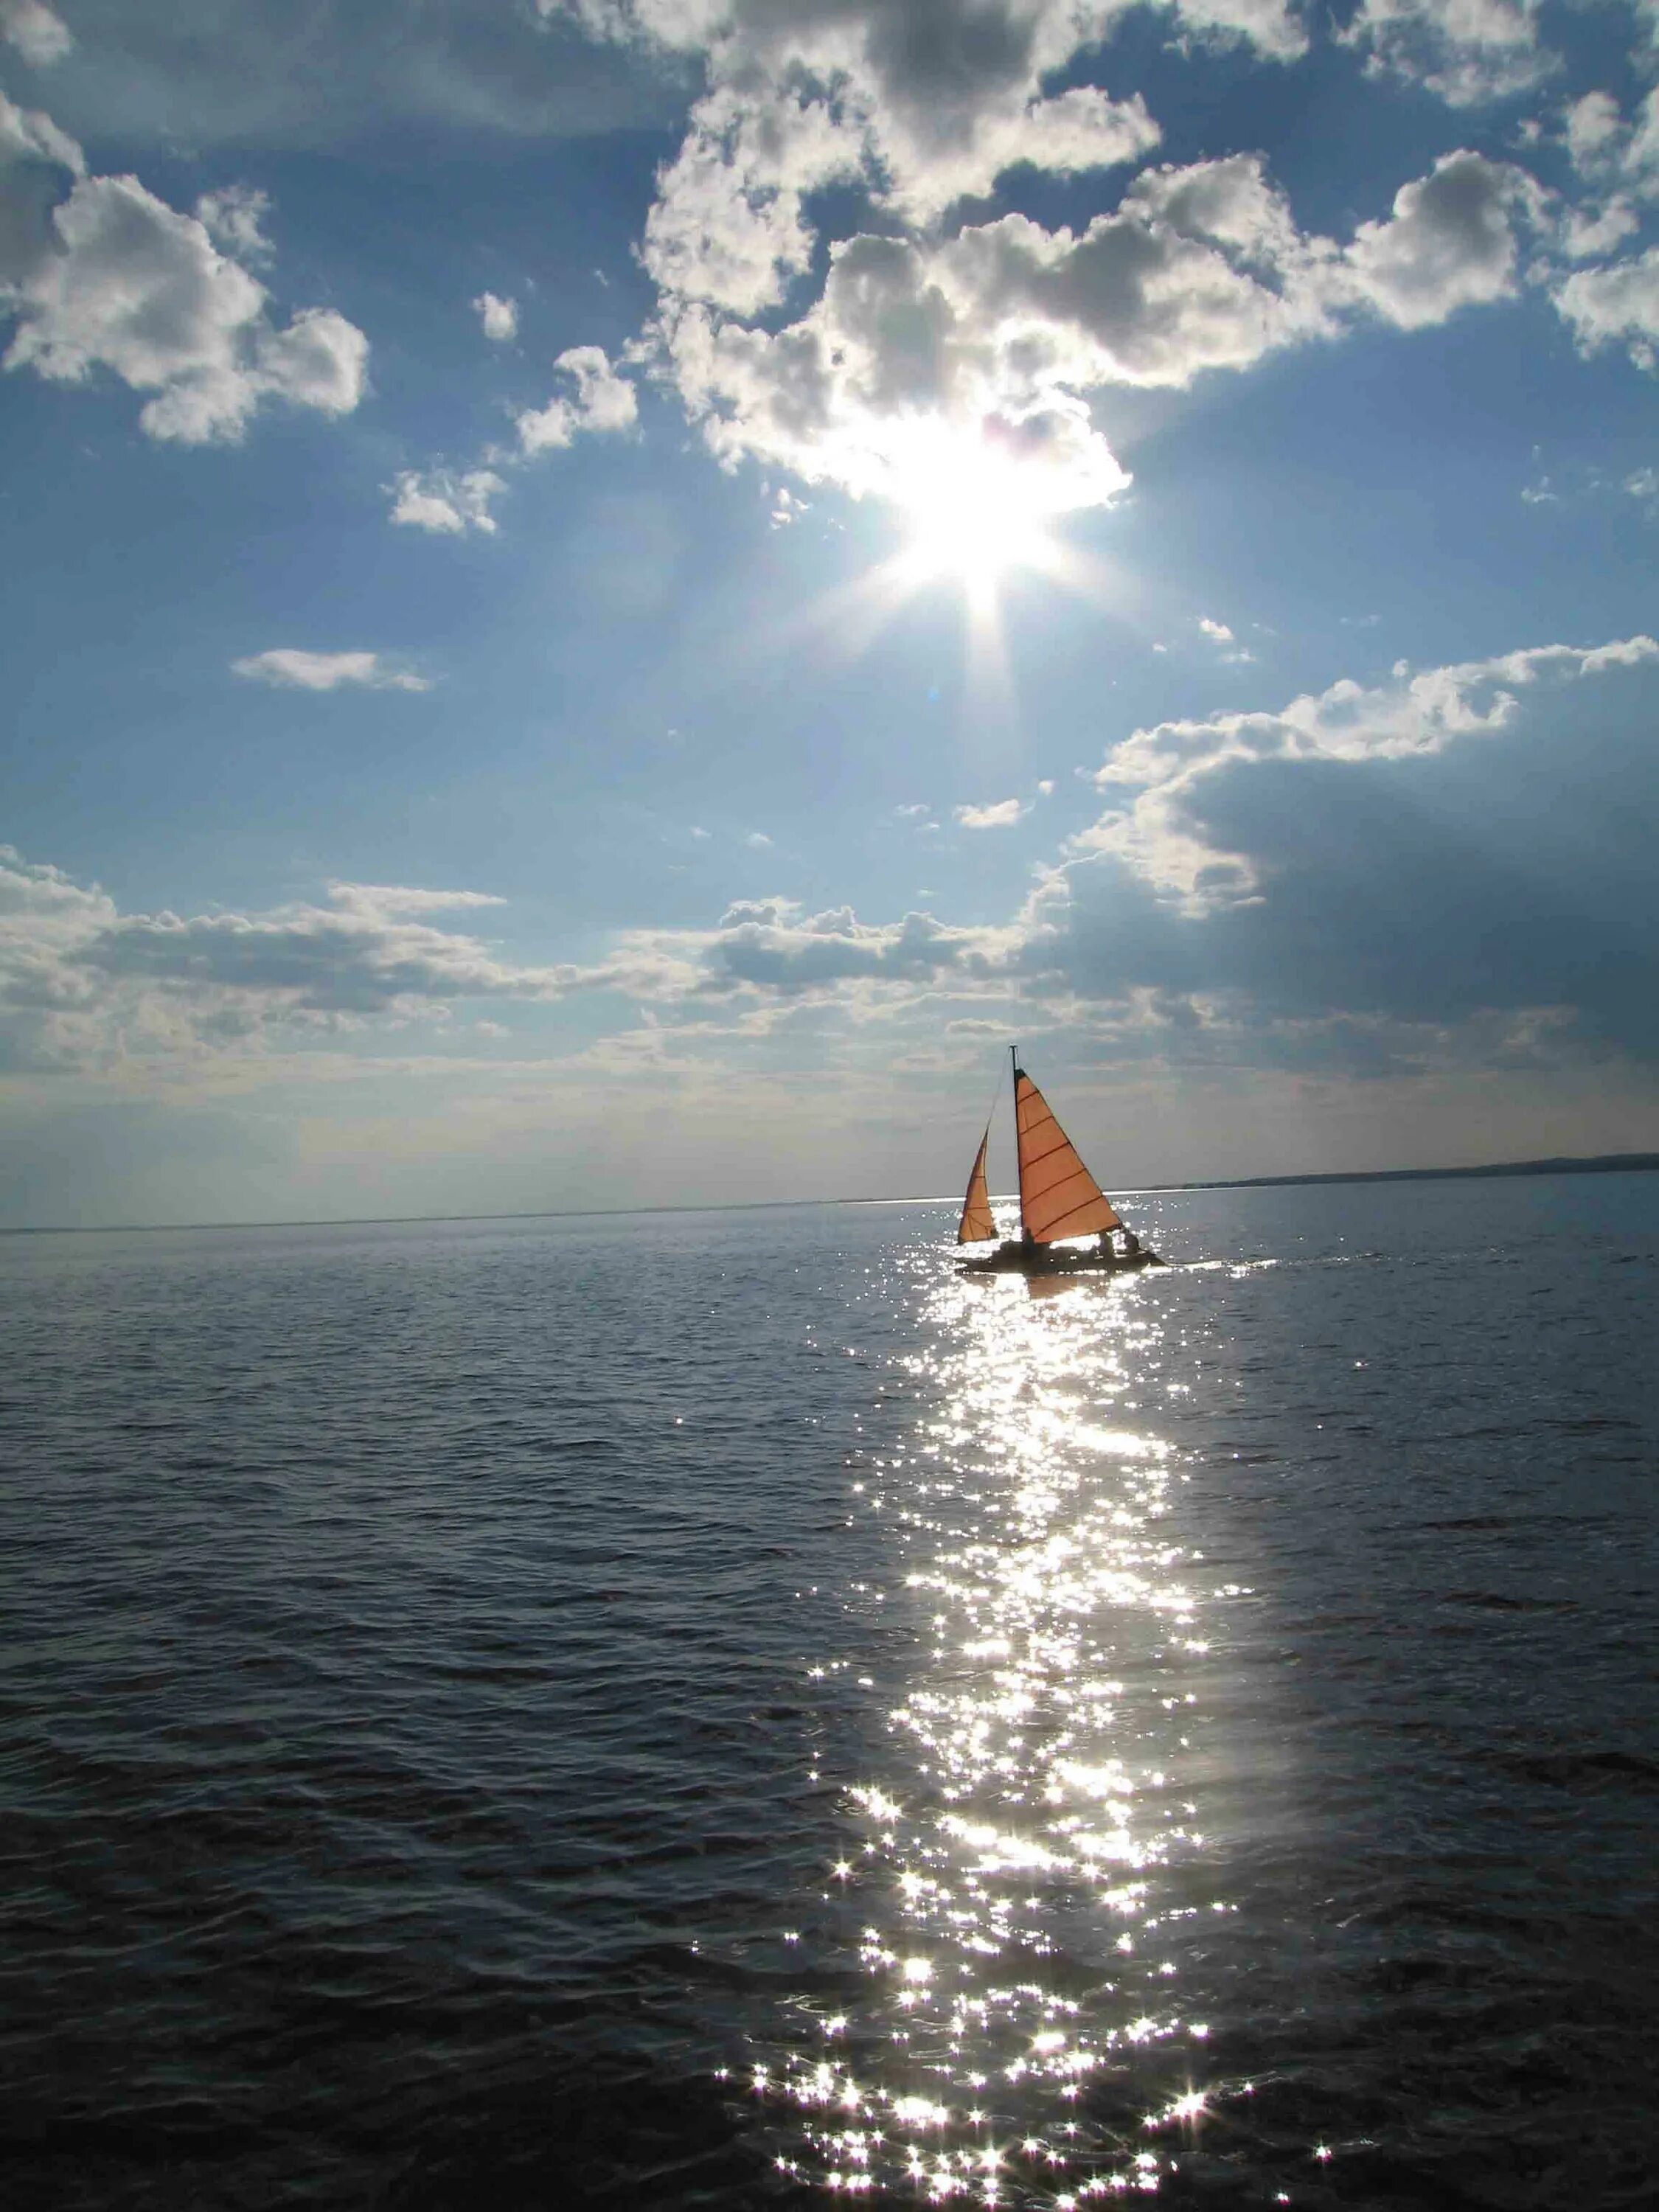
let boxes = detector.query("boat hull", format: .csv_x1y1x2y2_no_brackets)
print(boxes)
959,1242,1164,1276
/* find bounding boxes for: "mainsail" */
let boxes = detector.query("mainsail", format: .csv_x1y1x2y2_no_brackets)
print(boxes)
1014,1068,1122,1244
956,1126,996,1244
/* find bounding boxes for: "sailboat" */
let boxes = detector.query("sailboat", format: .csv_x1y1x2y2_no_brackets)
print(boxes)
957,1049,1164,1274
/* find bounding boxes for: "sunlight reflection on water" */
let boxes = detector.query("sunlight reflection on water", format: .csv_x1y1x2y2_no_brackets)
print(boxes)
768,1250,1248,2204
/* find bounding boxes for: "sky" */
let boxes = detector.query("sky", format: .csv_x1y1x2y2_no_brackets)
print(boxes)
2,0,1658,1228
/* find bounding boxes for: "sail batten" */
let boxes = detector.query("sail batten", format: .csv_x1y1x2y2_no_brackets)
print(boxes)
956,1126,996,1244
1014,1070,1121,1243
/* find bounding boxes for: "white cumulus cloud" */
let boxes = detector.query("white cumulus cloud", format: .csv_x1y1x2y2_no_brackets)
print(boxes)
545,1,1367,516
1554,248,1659,372
474,289,518,341
1343,150,1540,331
388,466,507,535
517,342,638,452
1340,0,1554,109
0,101,369,442
195,184,273,262
955,797,1028,829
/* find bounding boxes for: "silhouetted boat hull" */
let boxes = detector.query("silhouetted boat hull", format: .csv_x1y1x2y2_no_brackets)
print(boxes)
960,1240,1164,1276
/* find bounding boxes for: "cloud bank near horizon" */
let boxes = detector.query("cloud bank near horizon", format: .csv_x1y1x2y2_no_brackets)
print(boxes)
7,632,1657,1100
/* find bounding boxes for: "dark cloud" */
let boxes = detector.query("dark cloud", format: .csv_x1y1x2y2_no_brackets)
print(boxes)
22,0,677,151
75,904,546,1016
1036,644,1659,1061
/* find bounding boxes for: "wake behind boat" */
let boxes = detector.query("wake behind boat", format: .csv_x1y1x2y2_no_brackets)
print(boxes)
958,1050,1164,1275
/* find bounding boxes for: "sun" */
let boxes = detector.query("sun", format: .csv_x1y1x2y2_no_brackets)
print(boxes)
885,418,1068,591
764,409,1130,702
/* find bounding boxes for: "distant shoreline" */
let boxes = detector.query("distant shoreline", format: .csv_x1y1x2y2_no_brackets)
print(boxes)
1173,1152,1659,1193
3,1151,1656,1237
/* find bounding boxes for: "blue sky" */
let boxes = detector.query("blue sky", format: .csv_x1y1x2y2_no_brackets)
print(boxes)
1,0,1657,1226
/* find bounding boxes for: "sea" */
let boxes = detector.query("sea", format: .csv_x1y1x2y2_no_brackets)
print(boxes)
2,1172,1656,2212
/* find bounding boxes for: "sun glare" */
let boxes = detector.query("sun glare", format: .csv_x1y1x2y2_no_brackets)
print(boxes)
887,422,1066,590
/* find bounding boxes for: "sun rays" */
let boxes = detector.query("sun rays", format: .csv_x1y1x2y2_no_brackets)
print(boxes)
740,414,1136,726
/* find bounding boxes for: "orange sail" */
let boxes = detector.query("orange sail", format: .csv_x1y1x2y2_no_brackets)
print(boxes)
1014,1068,1121,1244
956,1125,996,1244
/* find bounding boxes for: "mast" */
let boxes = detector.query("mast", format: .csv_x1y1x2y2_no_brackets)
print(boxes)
1011,1043,1023,1239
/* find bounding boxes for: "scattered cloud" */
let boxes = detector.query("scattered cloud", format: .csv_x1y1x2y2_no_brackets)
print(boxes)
0,0,71,67
389,466,507,535
231,650,431,693
1198,616,1234,641
1554,248,1659,372
1563,91,1624,176
0,97,367,442
1558,198,1640,264
1340,0,1555,110
744,830,773,848
394,344,636,533
955,797,1028,829
474,289,518,341
516,341,637,452
195,183,272,262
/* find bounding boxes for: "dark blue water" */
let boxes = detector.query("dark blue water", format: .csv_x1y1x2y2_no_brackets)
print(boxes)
2,1175,1655,2209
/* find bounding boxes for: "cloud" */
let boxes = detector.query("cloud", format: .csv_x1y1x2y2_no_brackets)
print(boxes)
1563,91,1624,177
11,624,1659,1096
1198,616,1234,641
0,102,368,440
1558,198,1639,264
195,183,272,262
21,0,673,150
0,858,585,1074
388,467,507,534
394,345,636,533
651,119,1557,515
554,1,1385,512
565,0,1198,243
574,630,1659,1077
1340,0,1555,109
1343,150,1538,331
474,289,518,341
658,152,1349,507
1080,634,1659,908
231,650,431,693
1554,248,1659,372
664,897,1016,997
516,341,637,452
325,883,507,918
523,2,1586,523
0,0,71,66
955,797,1028,828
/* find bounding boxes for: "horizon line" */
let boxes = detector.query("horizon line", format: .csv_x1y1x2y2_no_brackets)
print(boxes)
2,1149,1655,1239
